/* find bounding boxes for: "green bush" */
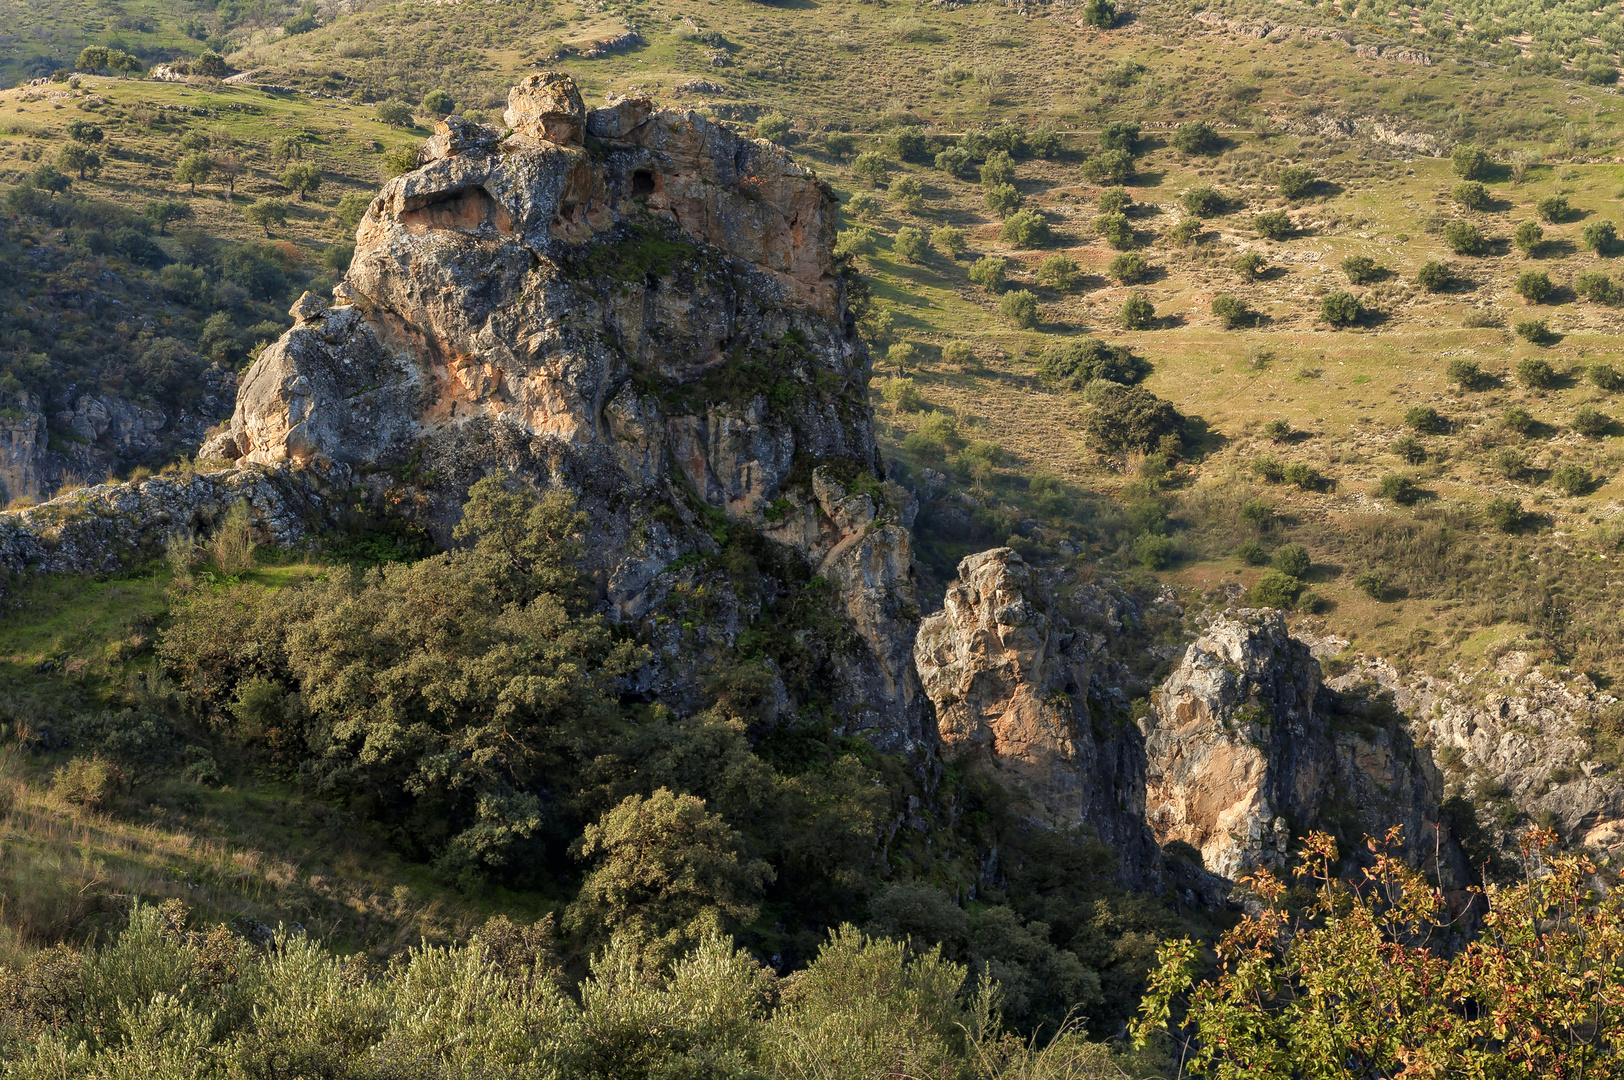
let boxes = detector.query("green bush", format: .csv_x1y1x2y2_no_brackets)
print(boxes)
1236,538,1270,564
1352,570,1390,601
1000,209,1049,247
1169,218,1204,247
934,145,972,175
1443,220,1487,256
1446,357,1487,389
51,754,120,808
1583,63,1621,84
1264,419,1291,441
1120,291,1155,330
1271,542,1312,579
931,226,966,257
1037,254,1079,289
1404,406,1448,434
1253,211,1291,241
1319,290,1362,327
1515,318,1556,345
421,89,455,116
1535,194,1571,223
942,341,975,365
1277,165,1316,200
755,112,792,143
1080,0,1117,28
1341,255,1381,284
1451,142,1493,180
1416,260,1453,291
880,376,924,412
1098,186,1131,215
968,256,1007,291
1374,473,1421,504
1027,127,1062,159
999,288,1040,327
984,183,1022,218
1252,455,1285,483
846,191,881,221
1575,271,1622,304
1503,406,1536,434
1180,186,1225,218
1283,462,1329,491
1107,251,1148,284
1392,435,1427,464
376,100,415,127
1514,220,1545,254
1038,339,1149,388
1234,251,1266,280
1248,569,1303,608
892,226,928,263
823,132,855,158
1493,447,1527,478
1211,293,1252,329
1485,496,1526,532
888,176,924,213
1096,212,1135,249
852,151,890,185
1098,121,1140,154
887,125,928,162
1081,382,1185,452
1583,220,1617,255
1082,148,1135,184
1132,533,1176,569
1572,404,1610,437
1589,363,1624,391
1240,498,1274,530
1453,181,1492,211
1172,120,1220,155
1552,463,1594,496
1516,356,1558,388
980,150,1016,187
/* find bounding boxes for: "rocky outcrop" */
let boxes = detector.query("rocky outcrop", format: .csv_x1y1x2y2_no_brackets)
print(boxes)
1142,611,1449,882
914,548,1161,883
1192,10,1431,65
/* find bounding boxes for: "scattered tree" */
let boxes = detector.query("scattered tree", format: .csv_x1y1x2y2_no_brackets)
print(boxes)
175,152,214,195
376,100,416,127
1036,253,1080,290
930,226,966,258
1513,219,1545,254
1120,291,1155,330
281,162,322,200
1253,210,1291,241
1277,165,1316,200
1341,254,1381,284
1319,290,1362,327
1000,209,1048,247
984,183,1022,218
243,199,290,237
891,226,928,263
1180,185,1224,218
1416,260,1452,291
1443,219,1487,255
1583,219,1617,256
1513,269,1553,303
1172,119,1220,155
998,288,1040,327
1453,181,1491,210
1211,293,1252,329
56,143,101,180
1107,251,1148,284
422,89,456,117
968,256,1007,291
1451,141,1493,180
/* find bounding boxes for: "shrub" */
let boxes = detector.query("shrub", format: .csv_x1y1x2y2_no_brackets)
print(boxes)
1535,194,1570,223
284,10,318,33
835,227,878,259
421,89,455,116
1212,293,1252,329
942,341,975,365
1172,120,1220,155
1283,462,1328,491
852,151,890,185
1096,212,1135,249
1443,220,1487,255
988,124,1027,157
1240,498,1274,530
1451,142,1493,180
1098,121,1140,153
1277,165,1316,200
51,754,119,809
1248,569,1303,608
1374,472,1421,504
1513,270,1553,303
1416,260,1452,291
243,199,289,237
934,145,972,175
1352,570,1390,600
903,410,960,460
1098,186,1131,215
1503,406,1536,434
999,289,1040,327
1589,362,1624,391
1341,254,1381,284
1132,533,1176,570
1404,406,1448,434
984,183,1022,217
1080,0,1117,28
1446,357,1487,389
823,132,856,158
1392,435,1427,464
1513,220,1545,255
1234,251,1266,280
1181,186,1224,218
1120,291,1155,330
1582,220,1617,255
1583,64,1621,84
1572,404,1610,437
1236,538,1270,564
980,150,1016,187
1551,463,1594,496
1000,209,1049,247
280,162,321,200
892,226,928,262
887,125,928,161
887,176,925,213
1169,218,1204,246
193,50,227,79
1108,251,1148,284
1253,211,1291,241
881,376,924,412
846,190,881,221
968,256,1006,291
1039,339,1149,388
1037,253,1080,289
1082,148,1135,184
1493,447,1527,478
1514,318,1556,345
931,226,966,257
1252,455,1284,483
1028,127,1062,159
334,192,371,232
376,100,415,127
1485,496,1526,532
1575,271,1622,304
1516,356,1557,387
1320,290,1362,327
1271,542,1311,579
1453,181,1491,210
1264,419,1291,442
1082,382,1185,452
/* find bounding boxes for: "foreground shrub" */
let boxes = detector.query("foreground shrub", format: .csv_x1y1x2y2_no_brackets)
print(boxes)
999,209,1048,247
1082,383,1184,453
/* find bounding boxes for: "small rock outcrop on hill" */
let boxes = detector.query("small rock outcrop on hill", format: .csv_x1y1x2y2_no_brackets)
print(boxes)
1142,611,1450,882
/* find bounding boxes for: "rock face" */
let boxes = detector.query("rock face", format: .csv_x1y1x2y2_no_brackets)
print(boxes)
915,548,1161,883
204,75,923,748
1142,611,1447,881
